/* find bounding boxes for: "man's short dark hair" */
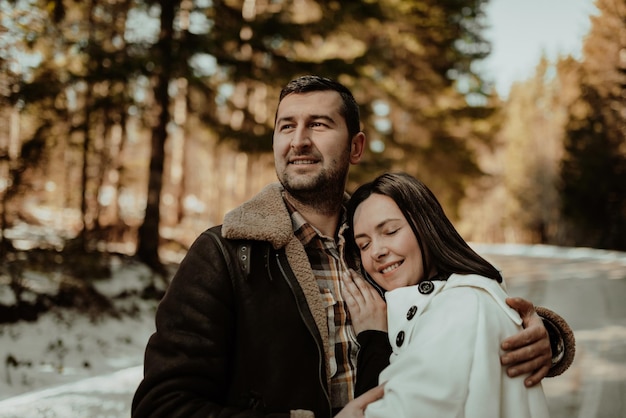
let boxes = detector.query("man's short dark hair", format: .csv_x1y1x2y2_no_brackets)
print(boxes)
277,75,361,139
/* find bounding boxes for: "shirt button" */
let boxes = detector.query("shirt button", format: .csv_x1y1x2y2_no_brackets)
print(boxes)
418,280,434,294
406,305,418,320
396,331,405,347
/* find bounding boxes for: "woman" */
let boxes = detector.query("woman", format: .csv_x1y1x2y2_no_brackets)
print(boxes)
338,172,551,418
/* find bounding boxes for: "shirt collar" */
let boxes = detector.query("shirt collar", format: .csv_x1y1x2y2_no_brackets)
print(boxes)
282,193,348,247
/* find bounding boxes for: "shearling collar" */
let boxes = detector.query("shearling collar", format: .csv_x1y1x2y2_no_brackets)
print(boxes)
222,182,294,249
222,182,353,250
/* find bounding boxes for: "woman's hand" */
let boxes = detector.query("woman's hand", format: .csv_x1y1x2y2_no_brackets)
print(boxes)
334,385,384,418
342,270,387,335
500,297,552,387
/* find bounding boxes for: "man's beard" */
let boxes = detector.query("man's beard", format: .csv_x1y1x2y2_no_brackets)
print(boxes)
279,162,348,215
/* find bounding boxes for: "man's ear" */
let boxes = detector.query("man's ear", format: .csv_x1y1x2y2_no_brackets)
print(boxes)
350,132,366,164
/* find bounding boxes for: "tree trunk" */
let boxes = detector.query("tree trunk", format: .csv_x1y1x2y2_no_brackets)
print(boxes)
136,0,177,273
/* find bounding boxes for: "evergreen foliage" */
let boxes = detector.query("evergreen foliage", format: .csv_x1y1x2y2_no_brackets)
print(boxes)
560,0,626,250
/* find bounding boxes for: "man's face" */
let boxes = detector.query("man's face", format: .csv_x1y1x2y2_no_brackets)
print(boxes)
273,90,360,196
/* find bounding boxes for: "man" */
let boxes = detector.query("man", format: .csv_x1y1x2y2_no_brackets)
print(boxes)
132,75,574,417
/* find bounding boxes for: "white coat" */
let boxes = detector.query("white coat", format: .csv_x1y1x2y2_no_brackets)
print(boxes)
365,274,550,418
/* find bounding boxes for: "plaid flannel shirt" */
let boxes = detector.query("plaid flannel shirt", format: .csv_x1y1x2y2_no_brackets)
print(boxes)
285,198,359,410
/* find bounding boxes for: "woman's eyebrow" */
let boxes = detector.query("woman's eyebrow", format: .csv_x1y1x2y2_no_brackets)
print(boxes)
354,218,401,239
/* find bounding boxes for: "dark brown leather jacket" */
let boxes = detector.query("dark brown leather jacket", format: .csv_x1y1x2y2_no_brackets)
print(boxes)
132,183,334,418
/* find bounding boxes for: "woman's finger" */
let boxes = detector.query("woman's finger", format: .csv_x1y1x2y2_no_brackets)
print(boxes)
352,274,381,304
342,276,365,313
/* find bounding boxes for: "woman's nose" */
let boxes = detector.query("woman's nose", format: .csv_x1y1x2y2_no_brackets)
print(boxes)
372,242,388,259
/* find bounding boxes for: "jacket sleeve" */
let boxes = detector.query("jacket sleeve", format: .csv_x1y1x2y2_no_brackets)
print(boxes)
363,288,503,418
536,306,576,377
131,231,293,418
354,330,392,396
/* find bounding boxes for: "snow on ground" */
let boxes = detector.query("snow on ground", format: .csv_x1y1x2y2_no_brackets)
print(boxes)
0,300,156,400
0,260,159,402
470,242,626,262
0,366,143,417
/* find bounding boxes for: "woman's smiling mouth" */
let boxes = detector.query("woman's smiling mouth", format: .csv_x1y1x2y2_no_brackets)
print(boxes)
380,261,403,274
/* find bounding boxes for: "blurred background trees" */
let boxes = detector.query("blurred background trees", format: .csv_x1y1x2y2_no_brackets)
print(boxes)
560,0,626,250
0,0,624,277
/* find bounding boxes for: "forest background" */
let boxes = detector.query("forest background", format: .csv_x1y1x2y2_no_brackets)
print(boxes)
0,0,624,321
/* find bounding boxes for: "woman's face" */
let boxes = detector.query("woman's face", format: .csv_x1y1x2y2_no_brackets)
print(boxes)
353,193,425,291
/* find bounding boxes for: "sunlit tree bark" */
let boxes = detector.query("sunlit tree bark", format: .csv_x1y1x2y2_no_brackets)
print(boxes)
136,0,179,272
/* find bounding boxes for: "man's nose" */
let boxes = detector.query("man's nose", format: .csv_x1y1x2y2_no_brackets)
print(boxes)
291,126,311,149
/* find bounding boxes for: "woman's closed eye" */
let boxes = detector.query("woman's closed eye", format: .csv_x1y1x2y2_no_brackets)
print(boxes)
357,241,370,251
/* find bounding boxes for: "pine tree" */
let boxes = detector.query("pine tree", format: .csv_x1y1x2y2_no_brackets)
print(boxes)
560,0,626,250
